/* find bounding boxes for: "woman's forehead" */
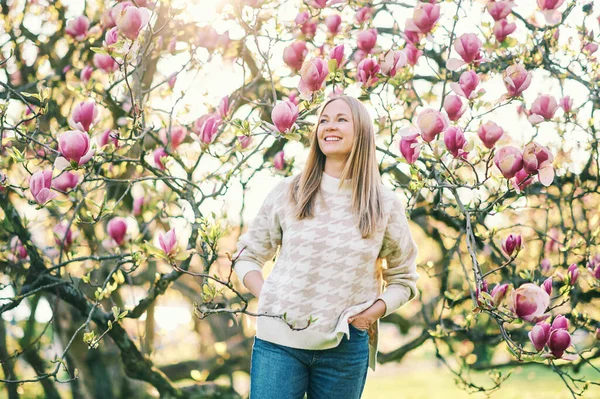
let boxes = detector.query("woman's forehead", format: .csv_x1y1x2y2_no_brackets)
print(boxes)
321,99,351,116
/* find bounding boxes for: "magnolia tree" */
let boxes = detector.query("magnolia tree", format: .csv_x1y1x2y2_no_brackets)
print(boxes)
1,0,600,398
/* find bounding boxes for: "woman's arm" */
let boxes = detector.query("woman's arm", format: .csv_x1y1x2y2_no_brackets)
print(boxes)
243,270,265,299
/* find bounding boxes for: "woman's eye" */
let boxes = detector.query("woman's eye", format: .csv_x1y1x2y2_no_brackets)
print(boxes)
338,117,347,122
320,119,327,123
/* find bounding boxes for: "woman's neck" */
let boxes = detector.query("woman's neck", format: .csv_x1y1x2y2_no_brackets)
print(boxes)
323,158,347,179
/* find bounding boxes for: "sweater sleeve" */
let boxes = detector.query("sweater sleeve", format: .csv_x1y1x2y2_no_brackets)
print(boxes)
375,195,420,318
233,181,284,288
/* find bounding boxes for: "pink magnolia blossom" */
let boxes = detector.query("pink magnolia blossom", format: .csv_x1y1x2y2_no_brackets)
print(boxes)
537,0,566,24
196,116,221,144
197,26,219,51
477,121,504,149
508,283,551,322
295,11,310,26
159,228,178,255
567,263,579,285
528,94,558,124
502,233,522,256
380,50,407,77
274,150,285,170
353,49,368,65
487,1,515,21
551,315,569,331
218,95,232,119
399,133,421,164
494,146,523,179
298,58,329,97
167,73,177,89
237,135,253,149
587,254,600,279
356,58,380,88
283,41,308,71
404,44,423,66
443,126,468,158
355,7,373,24
583,43,599,55
133,196,144,216
30,170,57,205
93,53,119,73
107,217,128,246
158,126,186,150
447,33,485,71
329,44,346,69
311,0,329,8
541,277,553,295
58,130,95,166
97,129,119,149
51,171,80,192
153,147,168,170
548,328,571,358
503,64,532,97
443,95,465,121
416,109,449,142
450,70,482,99
54,222,73,249
104,27,119,47
271,100,299,134
325,15,342,35
494,19,517,42
10,237,28,259
357,29,377,53
491,283,509,306
512,168,535,193
522,142,554,186
66,16,90,41
80,66,93,83
300,18,317,38
529,321,551,351
402,21,421,45
115,5,150,40
410,2,441,34
559,95,573,114
541,258,552,273
70,101,98,132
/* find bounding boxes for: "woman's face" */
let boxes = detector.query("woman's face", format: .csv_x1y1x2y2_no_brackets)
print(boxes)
317,99,355,159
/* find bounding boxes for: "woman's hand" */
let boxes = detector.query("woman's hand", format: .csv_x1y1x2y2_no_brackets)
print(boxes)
348,299,387,330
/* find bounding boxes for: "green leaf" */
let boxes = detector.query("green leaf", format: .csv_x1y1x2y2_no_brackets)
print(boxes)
173,249,193,261
90,47,109,55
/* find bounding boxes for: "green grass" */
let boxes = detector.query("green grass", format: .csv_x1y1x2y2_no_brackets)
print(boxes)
363,362,600,399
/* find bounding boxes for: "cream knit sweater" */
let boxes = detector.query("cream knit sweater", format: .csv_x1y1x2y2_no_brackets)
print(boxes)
234,172,419,371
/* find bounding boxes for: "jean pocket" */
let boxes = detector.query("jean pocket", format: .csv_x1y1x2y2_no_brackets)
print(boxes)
349,324,368,337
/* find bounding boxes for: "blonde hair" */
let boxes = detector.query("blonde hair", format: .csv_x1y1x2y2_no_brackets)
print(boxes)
288,95,385,239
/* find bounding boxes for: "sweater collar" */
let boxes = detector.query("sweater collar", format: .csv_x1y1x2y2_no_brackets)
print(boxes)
321,171,352,194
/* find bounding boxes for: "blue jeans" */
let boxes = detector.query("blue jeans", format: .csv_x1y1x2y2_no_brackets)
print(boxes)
249,324,370,399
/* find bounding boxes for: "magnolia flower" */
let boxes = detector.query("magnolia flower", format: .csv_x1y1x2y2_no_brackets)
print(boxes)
197,26,219,51
57,130,95,168
237,135,253,149
559,95,573,114
529,321,551,351
298,58,329,98
443,95,465,121
410,2,441,34
356,58,380,88
93,53,119,73
443,126,468,158
537,0,566,24
405,44,423,66
54,222,74,249
522,142,554,186
380,50,407,77
80,66,94,83
329,44,346,69
508,283,551,322
283,41,308,71
10,236,28,259
548,329,571,358
51,171,80,192
416,109,449,142
357,29,377,53
325,14,342,35
528,94,558,124
274,150,285,170
494,19,517,42
450,70,482,99
491,283,509,306
107,217,128,246
271,100,299,133
159,228,178,255
116,5,151,40
70,101,98,132
159,126,187,149
153,147,168,170
447,33,486,71
587,254,600,279
502,233,522,256
487,1,515,21
567,263,579,285
97,129,119,149
218,95,232,119
66,16,90,41
503,64,532,97
399,133,420,164
494,146,523,179
355,7,373,24
541,277,553,295
477,121,504,149
30,170,57,205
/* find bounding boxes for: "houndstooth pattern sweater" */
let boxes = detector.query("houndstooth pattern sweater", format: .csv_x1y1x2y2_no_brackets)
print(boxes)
233,171,419,371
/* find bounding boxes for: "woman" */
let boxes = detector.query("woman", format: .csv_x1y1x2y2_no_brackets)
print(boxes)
234,95,419,399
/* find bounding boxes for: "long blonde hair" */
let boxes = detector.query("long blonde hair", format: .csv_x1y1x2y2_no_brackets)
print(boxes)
288,95,385,239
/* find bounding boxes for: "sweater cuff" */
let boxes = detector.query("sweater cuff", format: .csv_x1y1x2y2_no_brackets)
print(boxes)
376,285,412,318
234,260,263,288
